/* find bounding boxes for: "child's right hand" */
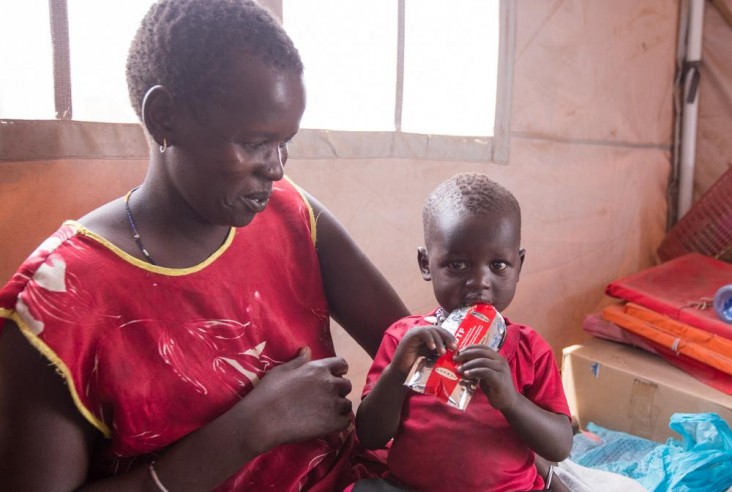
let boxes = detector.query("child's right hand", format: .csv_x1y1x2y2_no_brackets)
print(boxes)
391,325,457,375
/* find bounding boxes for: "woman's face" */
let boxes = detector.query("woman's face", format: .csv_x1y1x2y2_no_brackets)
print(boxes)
167,55,306,227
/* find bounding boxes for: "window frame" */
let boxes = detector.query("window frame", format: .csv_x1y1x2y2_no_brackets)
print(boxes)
267,0,515,163
40,0,516,163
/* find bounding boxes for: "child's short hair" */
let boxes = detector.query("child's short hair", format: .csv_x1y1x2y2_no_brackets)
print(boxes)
422,173,521,242
126,0,304,120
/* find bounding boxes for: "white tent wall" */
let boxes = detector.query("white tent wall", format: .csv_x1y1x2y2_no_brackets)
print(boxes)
697,0,732,198
285,0,676,401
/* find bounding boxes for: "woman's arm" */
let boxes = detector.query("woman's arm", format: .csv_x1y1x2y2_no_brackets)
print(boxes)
534,454,571,492
0,321,96,491
305,191,410,358
0,322,353,491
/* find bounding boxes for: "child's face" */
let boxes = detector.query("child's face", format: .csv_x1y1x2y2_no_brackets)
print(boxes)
418,209,525,314
166,55,306,227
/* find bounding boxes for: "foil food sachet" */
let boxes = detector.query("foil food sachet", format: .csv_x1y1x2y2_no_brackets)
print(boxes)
404,304,506,410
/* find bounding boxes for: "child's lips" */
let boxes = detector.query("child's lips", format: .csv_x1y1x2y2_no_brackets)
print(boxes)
462,298,492,307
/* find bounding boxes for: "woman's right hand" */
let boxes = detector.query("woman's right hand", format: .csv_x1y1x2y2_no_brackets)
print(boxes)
0,323,353,492
246,347,353,451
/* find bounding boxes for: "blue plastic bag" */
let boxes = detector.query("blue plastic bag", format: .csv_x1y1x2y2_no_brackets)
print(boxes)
571,413,732,492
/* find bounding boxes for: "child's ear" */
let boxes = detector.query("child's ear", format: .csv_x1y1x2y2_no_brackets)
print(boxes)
417,247,432,281
142,85,176,152
518,248,526,274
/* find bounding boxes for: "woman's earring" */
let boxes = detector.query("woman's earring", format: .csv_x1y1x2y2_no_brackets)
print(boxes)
159,138,168,154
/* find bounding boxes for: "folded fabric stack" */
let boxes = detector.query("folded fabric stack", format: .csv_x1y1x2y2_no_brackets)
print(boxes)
583,253,732,394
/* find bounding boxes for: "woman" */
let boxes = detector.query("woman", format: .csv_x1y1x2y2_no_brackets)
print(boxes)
0,1,408,490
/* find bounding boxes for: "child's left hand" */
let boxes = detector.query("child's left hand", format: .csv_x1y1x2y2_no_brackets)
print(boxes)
454,345,517,411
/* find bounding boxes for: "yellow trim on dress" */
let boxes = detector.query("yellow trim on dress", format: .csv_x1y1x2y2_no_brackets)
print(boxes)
0,309,112,437
1,181,312,436
284,176,317,246
64,220,236,276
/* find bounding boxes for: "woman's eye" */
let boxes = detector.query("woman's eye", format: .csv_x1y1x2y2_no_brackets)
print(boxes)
227,138,265,150
244,141,266,150
448,261,468,271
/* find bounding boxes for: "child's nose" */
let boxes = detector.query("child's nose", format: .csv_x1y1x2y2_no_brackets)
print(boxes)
467,267,491,289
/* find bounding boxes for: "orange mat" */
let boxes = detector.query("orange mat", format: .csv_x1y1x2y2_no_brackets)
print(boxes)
602,303,732,376
605,253,732,340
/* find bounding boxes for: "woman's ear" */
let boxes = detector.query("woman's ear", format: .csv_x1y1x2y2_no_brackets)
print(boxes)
417,247,432,281
142,85,176,149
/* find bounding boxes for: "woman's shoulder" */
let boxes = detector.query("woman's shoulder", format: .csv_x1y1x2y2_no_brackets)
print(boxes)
77,197,130,247
0,210,147,311
0,222,94,317
7,221,88,275
270,177,316,233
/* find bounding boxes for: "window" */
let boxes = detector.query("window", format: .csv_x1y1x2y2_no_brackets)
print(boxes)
282,0,513,162
284,0,499,137
283,0,397,132
401,0,499,137
0,0,151,122
67,0,154,122
0,0,514,162
0,2,54,119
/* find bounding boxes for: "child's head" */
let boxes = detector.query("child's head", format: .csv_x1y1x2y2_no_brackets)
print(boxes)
126,0,304,121
418,173,525,314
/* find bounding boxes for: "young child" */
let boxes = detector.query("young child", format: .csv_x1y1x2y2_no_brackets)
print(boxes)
356,173,573,491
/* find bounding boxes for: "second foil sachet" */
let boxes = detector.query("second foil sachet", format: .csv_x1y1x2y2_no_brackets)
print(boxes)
404,304,507,410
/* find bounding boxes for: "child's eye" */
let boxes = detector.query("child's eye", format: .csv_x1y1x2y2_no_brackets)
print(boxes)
278,139,291,150
448,261,468,271
491,261,509,272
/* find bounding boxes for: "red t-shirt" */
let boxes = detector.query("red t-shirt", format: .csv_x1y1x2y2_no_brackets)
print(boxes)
0,178,355,491
362,311,570,491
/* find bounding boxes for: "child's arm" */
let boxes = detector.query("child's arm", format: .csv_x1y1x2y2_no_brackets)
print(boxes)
454,346,573,462
356,326,456,449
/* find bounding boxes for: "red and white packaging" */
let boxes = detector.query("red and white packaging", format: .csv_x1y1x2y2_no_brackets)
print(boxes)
404,304,506,410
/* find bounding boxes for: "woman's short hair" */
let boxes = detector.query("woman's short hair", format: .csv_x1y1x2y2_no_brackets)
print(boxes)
126,0,303,120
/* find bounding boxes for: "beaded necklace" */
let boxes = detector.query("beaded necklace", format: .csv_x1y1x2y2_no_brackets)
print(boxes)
124,186,157,265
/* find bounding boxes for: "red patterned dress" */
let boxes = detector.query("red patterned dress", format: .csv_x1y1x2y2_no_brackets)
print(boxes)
0,178,356,491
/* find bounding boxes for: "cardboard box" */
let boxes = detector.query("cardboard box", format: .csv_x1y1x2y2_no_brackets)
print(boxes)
561,338,732,442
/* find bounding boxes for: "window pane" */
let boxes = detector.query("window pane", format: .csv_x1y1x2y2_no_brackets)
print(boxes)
0,1,54,119
283,0,397,131
402,0,499,136
68,0,154,122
